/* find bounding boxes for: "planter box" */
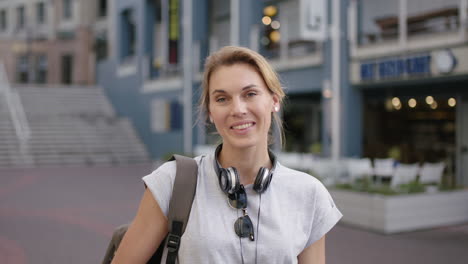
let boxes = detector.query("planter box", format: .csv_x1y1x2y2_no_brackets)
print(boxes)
330,189,468,234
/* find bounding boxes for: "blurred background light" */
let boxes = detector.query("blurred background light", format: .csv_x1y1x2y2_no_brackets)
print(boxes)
408,98,417,108
448,97,456,107
322,88,332,99
270,30,280,42
271,20,280,29
260,36,270,46
426,95,434,105
263,5,277,17
262,16,272,26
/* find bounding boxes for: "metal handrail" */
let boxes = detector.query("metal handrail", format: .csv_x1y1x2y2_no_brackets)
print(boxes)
0,61,33,165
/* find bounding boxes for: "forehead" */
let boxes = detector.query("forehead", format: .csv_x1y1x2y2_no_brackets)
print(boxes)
208,63,266,92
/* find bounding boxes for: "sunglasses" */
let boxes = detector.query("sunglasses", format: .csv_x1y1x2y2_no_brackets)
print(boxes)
228,186,255,241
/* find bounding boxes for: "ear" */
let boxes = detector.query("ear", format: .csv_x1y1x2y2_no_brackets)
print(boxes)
272,94,280,112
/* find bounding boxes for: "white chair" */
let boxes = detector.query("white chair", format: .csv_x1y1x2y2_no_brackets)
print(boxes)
346,158,373,183
300,154,316,172
373,158,395,184
419,162,445,185
391,163,420,187
277,152,303,170
309,158,338,186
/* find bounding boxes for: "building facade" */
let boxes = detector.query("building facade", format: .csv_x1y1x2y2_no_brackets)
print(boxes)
348,0,468,186
96,0,468,186
96,0,348,157
0,0,109,85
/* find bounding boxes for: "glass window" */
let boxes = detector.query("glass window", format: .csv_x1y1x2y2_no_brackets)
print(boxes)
16,55,29,83
0,9,7,31
283,94,322,153
260,0,316,59
168,0,179,67
209,0,230,50
37,2,46,24
121,8,136,60
363,93,456,178
61,54,73,84
407,0,460,36
359,0,399,44
17,6,25,29
63,0,72,20
95,32,108,61
36,54,47,84
98,0,107,18
151,99,183,132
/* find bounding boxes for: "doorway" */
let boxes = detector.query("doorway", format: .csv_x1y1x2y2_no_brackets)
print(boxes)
457,96,468,186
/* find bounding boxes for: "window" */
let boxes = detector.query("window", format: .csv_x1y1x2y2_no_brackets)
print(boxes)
0,9,7,31
16,55,29,83
95,32,108,61
168,0,179,66
261,4,280,57
283,94,322,153
98,0,107,18
37,2,46,24
35,54,47,84
17,6,25,29
151,99,183,132
120,8,136,60
209,0,230,50
61,54,73,84
63,0,72,20
260,1,316,59
360,0,399,44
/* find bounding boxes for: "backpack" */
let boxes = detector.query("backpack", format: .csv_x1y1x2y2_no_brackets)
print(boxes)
102,155,198,264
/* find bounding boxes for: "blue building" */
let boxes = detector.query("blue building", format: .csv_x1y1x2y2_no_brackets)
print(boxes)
97,0,468,186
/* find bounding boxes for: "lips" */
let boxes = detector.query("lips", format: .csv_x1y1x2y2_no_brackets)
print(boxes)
230,122,255,130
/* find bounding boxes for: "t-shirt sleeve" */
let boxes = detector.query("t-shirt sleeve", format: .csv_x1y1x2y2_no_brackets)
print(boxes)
305,180,342,248
141,160,177,217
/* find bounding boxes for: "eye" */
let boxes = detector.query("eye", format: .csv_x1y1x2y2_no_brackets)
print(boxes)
246,91,257,97
215,97,226,103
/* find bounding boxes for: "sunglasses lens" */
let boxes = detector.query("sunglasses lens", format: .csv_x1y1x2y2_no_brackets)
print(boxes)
234,215,254,240
228,188,247,209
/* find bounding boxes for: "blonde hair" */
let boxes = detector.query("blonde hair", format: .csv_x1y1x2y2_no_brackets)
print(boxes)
199,46,286,146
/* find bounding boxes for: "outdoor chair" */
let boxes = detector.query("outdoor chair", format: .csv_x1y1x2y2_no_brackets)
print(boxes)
391,163,420,188
346,158,373,183
277,152,303,170
310,158,339,186
419,162,445,185
300,154,316,172
373,158,396,184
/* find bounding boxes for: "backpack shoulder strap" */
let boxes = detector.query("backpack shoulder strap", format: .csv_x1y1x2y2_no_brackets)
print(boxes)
165,155,198,264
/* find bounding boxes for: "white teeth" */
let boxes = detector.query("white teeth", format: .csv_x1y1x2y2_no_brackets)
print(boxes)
232,123,253,130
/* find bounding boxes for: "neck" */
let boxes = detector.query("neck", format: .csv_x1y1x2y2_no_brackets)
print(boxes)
218,143,272,185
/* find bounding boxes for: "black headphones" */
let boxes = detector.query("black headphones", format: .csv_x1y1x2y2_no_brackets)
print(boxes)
214,144,276,195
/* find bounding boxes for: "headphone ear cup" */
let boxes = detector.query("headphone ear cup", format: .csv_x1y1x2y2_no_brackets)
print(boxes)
220,167,240,194
253,167,272,194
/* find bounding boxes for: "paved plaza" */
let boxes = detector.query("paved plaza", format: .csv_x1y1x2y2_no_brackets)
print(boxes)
0,165,467,264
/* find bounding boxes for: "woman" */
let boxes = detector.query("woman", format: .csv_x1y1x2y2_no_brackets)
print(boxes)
112,46,342,263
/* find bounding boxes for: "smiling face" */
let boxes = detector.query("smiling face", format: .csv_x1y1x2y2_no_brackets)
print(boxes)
208,63,280,151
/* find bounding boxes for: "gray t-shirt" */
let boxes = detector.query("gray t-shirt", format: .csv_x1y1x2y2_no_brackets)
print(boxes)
142,153,342,264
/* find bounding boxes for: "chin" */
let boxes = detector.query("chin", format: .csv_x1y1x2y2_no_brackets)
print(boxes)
223,137,260,150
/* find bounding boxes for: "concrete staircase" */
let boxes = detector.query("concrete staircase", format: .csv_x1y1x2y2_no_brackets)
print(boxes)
0,86,150,168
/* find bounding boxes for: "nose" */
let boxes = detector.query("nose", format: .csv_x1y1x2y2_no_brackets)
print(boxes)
231,98,247,116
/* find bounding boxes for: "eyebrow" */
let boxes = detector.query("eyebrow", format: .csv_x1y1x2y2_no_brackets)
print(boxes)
211,84,258,95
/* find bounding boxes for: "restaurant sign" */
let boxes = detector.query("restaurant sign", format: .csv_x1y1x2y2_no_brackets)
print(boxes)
360,54,431,81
